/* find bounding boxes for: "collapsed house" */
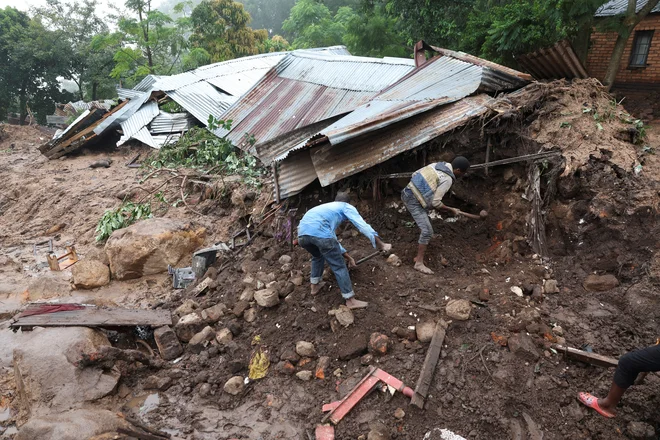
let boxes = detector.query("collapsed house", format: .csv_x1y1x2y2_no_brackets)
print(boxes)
40,43,533,199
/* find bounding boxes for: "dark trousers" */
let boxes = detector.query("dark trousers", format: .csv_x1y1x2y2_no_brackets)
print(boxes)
298,235,354,299
613,344,660,388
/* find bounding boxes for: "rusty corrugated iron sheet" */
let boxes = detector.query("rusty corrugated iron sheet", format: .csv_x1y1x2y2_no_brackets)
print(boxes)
277,150,319,199
310,94,495,187
213,51,417,154
516,40,588,80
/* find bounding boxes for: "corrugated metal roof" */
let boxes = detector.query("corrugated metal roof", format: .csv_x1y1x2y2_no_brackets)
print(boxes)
213,51,417,156
52,110,90,141
149,112,196,134
118,88,146,100
117,101,160,147
133,74,162,92
167,81,237,127
277,150,318,199
516,40,588,80
93,92,152,135
311,94,495,186
595,0,660,16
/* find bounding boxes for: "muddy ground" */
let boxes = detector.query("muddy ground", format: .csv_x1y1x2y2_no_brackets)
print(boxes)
1,80,659,440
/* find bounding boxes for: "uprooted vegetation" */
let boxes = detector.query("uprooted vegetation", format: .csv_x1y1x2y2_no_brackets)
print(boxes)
0,79,659,440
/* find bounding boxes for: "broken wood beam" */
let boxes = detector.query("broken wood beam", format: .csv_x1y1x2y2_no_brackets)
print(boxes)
10,304,172,328
552,344,618,368
411,320,448,409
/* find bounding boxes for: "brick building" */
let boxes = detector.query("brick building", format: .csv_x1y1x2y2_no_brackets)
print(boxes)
587,0,660,91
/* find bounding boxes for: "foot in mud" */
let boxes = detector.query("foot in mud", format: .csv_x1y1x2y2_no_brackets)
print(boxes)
345,298,368,309
577,392,615,418
413,261,434,275
310,281,326,295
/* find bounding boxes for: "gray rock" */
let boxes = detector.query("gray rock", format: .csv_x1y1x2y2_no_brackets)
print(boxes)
416,321,436,343
71,260,110,289
627,421,655,439
244,308,257,323
583,274,619,292
508,333,540,361
143,375,172,391
175,299,199,317
15,409,130,440
278,255,292,265
543,279,559,294
201,303,226,323
216,328,233,344
223,376,244,395
295,341,317,358
328,305,354,327
154,325,183,360
254,288,280,307
239,288,255,302
174,312,205,342
188,326,215,353
446,299,471,321
296,370,313,381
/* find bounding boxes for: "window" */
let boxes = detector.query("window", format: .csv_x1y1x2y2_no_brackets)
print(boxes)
629,30,654,68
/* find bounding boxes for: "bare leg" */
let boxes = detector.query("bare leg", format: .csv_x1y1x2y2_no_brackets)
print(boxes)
598,381,627,413
345,297,368,309
311,281,326,295
413,244,433,274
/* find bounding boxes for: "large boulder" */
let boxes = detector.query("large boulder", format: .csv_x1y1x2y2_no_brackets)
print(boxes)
13,327,120,419
15,409,129,440
71,259,110,289
104,218,205,280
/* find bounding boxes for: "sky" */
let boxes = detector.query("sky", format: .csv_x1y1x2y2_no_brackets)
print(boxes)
0,0,162,19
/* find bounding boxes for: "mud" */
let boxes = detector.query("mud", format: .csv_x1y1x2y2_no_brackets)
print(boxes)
0,79,659,440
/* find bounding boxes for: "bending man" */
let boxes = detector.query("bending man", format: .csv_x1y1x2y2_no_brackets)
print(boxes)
402,156,470,274
578,342,660,418
297,193,391,309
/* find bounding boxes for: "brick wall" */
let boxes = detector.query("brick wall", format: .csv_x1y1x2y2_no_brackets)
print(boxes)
587,13,660,85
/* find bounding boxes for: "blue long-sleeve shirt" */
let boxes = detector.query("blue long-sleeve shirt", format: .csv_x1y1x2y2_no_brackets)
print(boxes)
298,202,378,253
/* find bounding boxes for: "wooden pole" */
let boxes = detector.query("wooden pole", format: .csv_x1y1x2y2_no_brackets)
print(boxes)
272,163,281,204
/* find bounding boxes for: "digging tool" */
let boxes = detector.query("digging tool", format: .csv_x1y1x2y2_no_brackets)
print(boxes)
454,209,488,220
321,367,413,424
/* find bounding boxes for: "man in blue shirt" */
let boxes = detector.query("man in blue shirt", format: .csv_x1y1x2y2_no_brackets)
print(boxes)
297,193,391,309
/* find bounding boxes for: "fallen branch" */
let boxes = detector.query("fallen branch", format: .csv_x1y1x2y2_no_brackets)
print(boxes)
121,414,171,439
78,346,166,369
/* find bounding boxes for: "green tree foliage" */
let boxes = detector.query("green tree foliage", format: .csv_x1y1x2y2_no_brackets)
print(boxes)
241,0,296,35
257,35,292,53
189,0,268,62
343,2,407,57
282,0,343,47
0,7,74,123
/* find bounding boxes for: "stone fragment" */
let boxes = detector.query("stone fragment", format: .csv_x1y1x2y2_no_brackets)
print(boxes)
416,322,436,343
276,361,295,375
328,305,354,327
154,325,183,360
296,370,313,381
394,408,405,419
393,326,417,341
627,421,655,439
174,313,205,342
361,354,373,365
143,375,172,391
369,333,389,355
478,289,490,301
446,299,471,321
543,279,559,294
280,349,301,363
215,328,233,344
223,376,244,395
71,260,110,289
201,303,226,323
105,218,205,280
510,286,523,297
508,333,540,361
295,341,317,358
315,356,331,380
279,282,295,298
174,299,199,317
254,289,280,307
290,270,304,286
244,308,257,323
188,326,215,354
386,254,401,267
232,300,250,317
278,255,292,265
239,288,255,302
14,409,130,440
583,274,619,292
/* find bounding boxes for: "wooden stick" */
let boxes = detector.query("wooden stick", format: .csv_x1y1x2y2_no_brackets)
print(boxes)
411,320,448,409
552,344,618,368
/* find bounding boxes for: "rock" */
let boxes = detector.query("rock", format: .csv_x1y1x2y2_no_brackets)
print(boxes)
393,326,417,341
290,271,304,286
278,255,292,265
543,279,559,294
15,409,130,440
315,356,331,380
583,274,619,292
71,260,110,289
143,375,172,391
394,408,405,419
154,326,183,360
276,361,296,375
446,299,471,321
627,421,655,439
254,289,280,308
361,354,373,365
295,341,317,358
416,321,436,343
296,370,313,381
386,254,402,267
187,326,215,353
478,289,490,301
328,305,354,327
280,349,301,363
339,334,368,360
232,300,250,317
201,303,226,323
552,325,563,336
104,218,205,280
25,274,71,301
175,299,199,317
89,158,112,168
239,288,255,302
216,328,233,344
369,333,389,355
279,282,295,298
531,285,543,301
223,376,244,395
510,286,523,297
517,307,541,328
13,327,120,418
174,313,205,342
508,333,540,361
367,421,391,440
244,308,257,323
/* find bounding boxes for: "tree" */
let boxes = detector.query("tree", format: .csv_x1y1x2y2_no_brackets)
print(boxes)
343,2,407,57
0,7,74,123
241,0,296,35
602,0,660,89
257,35,292,53
282,0,347,48
190,0,267,62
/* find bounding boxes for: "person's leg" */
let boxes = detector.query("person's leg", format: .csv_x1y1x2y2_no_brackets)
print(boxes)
317,238,367,309
402,191,434,274
298,236,326,295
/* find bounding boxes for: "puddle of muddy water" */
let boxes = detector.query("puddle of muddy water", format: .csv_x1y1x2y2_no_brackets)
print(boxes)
124,393,160,416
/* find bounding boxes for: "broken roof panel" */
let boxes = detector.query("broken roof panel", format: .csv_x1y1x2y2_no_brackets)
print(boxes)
133,74,162,92
595,0,660,16
516,40,588,80
167,81,237,127
149,112,196,134
93,92,152,135
117,101,160,146
214,51,416,156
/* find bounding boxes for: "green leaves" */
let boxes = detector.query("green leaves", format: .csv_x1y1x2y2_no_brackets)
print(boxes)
95,201,152,242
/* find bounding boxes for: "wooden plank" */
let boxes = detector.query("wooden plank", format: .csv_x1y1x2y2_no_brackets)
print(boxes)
11,305,172,328
552,344,618,368
411,320,448,409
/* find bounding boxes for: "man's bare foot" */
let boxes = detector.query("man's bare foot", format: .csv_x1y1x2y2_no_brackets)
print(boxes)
414,261,434,274
311,282,326,295
345,298,368,309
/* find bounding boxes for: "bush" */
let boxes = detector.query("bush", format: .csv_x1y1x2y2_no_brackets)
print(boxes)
95,201,152,242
